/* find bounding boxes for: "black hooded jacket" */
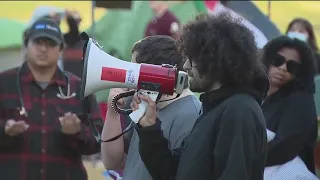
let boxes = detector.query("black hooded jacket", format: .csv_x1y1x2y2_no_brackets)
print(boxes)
135,73,269,180
261,36,318,174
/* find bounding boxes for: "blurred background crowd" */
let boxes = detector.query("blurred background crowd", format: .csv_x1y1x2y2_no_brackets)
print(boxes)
1,1,320,180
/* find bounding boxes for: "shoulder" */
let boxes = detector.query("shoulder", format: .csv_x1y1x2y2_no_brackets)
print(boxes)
175,95,201,116
0,67,19,84
221,94,264,123
167,95,201,129
223,93,261,111
0,67,18,77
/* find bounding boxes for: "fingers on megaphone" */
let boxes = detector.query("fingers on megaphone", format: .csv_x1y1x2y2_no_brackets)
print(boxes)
138,93,154,106
131,92,141,111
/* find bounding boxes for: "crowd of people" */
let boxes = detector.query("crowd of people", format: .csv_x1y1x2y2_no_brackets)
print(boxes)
1,1,320,180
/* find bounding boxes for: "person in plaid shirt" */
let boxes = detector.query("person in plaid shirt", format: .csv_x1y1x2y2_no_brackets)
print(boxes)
0,18,103,180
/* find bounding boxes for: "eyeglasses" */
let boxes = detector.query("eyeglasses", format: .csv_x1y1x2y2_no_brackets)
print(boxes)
271,53,301,75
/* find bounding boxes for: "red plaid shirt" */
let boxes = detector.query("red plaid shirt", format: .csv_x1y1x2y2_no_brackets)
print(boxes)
0,62,103,180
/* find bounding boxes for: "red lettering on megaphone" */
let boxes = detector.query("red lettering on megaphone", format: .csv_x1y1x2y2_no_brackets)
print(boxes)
101,67,126,83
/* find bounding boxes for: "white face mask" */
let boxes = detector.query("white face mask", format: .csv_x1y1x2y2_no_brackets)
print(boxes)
287,31,308,42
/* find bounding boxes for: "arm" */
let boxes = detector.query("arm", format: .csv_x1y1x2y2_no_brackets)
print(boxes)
266,92,317,166
0,118,11,146
64,14,80,47
213,101,266,180
101,109,130,169
63,95,103,155
136,119,182,180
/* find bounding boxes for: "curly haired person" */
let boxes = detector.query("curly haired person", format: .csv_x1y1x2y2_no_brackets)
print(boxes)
130,12,269,180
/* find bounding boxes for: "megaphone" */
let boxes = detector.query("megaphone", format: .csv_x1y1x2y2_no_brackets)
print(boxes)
80,37,188,123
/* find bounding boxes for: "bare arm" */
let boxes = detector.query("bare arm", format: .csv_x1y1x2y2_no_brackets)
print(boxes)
101,88,130,169
101,109,126,169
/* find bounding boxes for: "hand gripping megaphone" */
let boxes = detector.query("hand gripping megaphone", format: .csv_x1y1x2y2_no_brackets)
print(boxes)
79,35,188,123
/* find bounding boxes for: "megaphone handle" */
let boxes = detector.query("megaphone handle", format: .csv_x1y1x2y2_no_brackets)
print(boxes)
129,90,159,124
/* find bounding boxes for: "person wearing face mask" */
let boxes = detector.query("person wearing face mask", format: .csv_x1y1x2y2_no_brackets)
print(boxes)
261,36,318,177
286,18,320,74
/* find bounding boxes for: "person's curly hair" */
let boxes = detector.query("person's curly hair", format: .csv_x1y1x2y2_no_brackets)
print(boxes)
177,12,265,88
261,36,316,93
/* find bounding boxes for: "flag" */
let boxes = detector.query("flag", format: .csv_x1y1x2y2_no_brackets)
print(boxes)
193,1,268,49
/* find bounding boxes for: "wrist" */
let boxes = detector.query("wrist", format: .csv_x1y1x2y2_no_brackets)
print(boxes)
139,117,157,127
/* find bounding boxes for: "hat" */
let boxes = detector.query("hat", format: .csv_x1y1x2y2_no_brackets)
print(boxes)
28,18,63,45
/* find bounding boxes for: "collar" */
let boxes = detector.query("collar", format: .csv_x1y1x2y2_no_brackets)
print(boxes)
265,81,296,103
199,86,261,114
157,89,194,109
19,61,68,87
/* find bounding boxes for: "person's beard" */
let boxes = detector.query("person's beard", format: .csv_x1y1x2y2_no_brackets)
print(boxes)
189,76,212,93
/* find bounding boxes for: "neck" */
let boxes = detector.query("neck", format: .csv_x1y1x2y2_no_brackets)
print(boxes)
27,62,56,82
208,82,222,92
155,5,168,17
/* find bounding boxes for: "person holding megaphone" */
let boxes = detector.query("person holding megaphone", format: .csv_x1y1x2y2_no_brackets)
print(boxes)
101,35,201,180
130,12,269,180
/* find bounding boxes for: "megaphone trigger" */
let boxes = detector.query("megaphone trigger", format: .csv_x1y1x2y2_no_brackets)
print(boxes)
129,90,160,123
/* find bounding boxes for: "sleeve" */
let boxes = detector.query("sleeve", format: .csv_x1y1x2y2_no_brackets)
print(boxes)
266,92,317,166
136,119,182,180
0,117,13,146
0,106,20,147
63,94,104,155
213,102,265,180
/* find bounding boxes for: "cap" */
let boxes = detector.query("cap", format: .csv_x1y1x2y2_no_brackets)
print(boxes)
28,18,63,45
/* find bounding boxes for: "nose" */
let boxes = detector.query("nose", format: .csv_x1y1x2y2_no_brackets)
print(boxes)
183,59,191,71
278,62,287,72
38,43,48,52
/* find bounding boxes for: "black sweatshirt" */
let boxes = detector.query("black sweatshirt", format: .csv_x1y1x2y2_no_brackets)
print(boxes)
136,85,268,180
262,87,318,174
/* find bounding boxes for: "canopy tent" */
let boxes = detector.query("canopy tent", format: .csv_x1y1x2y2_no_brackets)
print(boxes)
0,18,26,49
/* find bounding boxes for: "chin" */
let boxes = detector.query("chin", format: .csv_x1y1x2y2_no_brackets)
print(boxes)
189,84,205,93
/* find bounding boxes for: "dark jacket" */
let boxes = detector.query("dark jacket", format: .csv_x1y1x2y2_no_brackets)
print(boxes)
262,82,318,174
136,76,269,180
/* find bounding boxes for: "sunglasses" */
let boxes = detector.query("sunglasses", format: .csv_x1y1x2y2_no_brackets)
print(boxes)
271,53,301,75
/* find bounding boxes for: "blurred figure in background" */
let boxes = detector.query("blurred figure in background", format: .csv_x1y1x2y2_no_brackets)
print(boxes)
261,36,318,178
25,6,84,75
0,18,103,180
286,18,320,74
145,1,180,38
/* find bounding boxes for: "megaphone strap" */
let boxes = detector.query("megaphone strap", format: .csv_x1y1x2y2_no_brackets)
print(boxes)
111,90,136,115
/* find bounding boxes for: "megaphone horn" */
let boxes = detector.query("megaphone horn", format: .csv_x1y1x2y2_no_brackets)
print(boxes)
80,37,188,123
